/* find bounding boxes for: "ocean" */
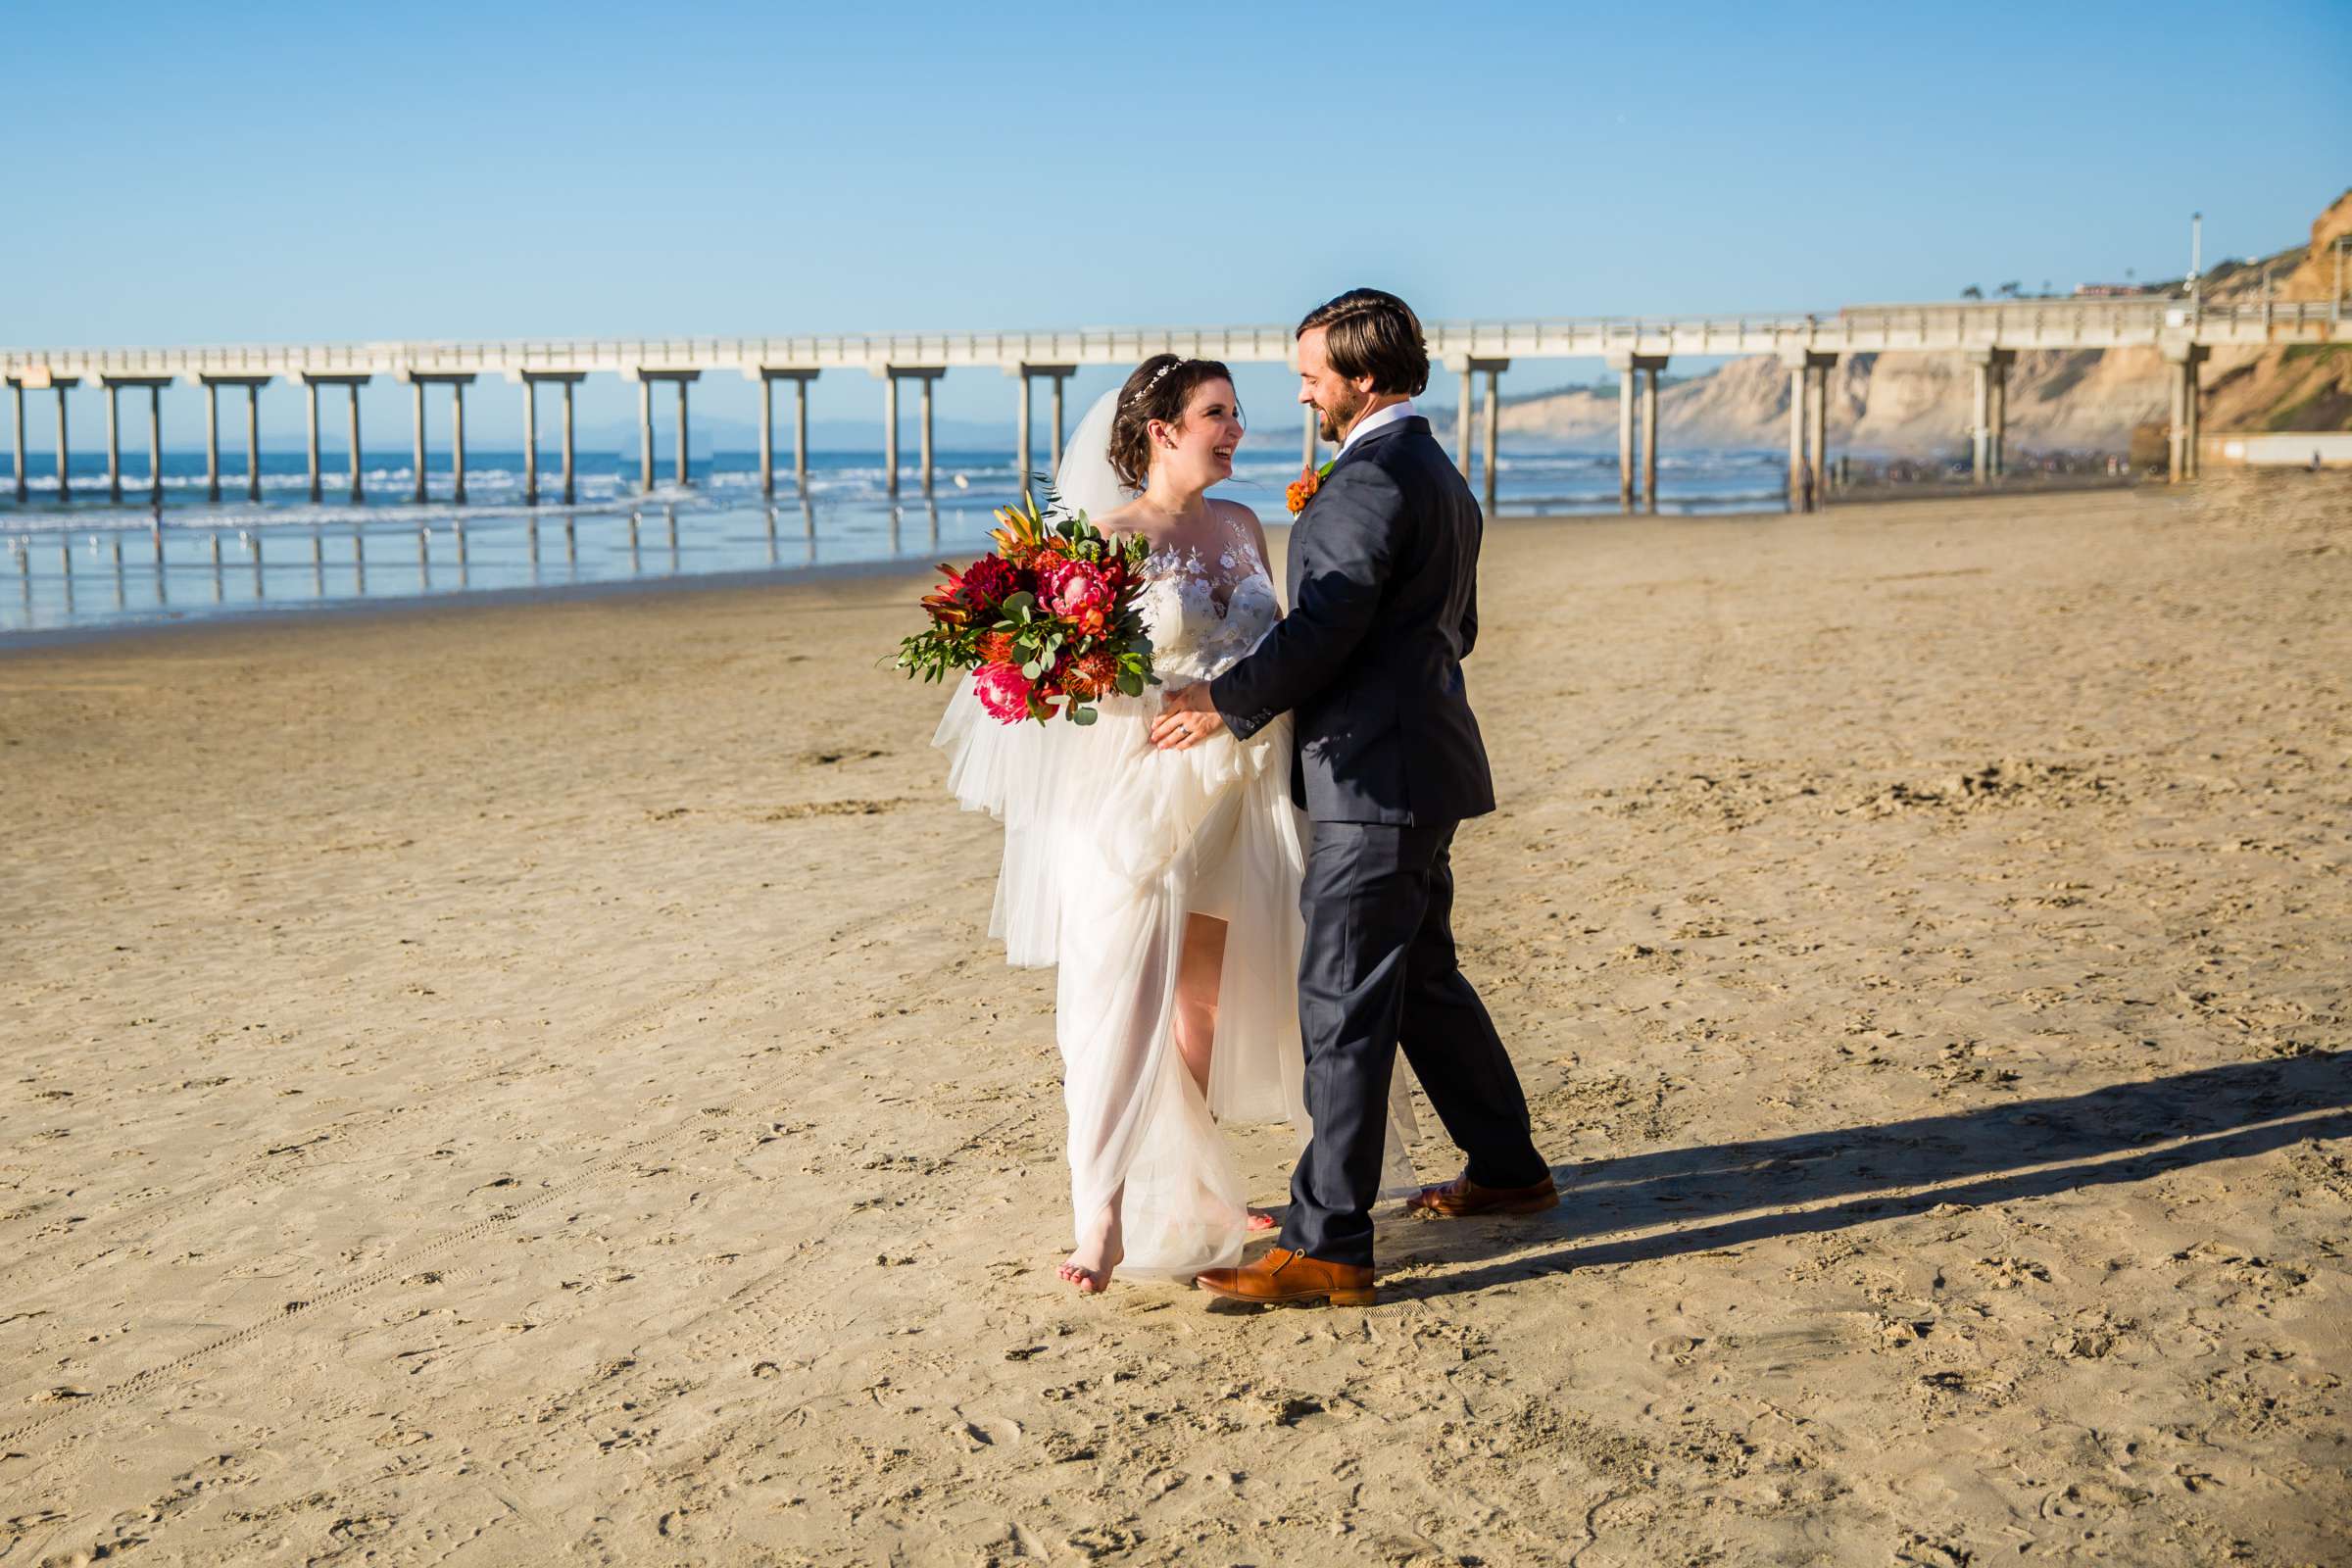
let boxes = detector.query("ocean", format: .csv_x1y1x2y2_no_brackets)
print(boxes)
0,444,1796,637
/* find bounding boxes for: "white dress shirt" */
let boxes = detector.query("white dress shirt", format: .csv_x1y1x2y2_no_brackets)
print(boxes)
1336,397,1415,460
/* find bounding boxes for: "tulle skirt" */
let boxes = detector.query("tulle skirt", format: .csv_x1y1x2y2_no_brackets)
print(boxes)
934,673,1417,1277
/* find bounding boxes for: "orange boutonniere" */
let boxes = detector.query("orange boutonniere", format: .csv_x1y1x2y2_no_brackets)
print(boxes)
1286,458,1337,517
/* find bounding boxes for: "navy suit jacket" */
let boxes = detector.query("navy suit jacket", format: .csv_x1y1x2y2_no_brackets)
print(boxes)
1208,415,1495,825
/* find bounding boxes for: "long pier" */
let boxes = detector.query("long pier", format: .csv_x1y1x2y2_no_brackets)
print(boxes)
6,298,2344,514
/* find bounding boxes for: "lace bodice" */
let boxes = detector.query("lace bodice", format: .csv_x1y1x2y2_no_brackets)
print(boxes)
1134,514,1280,685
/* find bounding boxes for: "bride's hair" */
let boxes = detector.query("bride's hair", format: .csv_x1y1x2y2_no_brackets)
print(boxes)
1108,355,1239,489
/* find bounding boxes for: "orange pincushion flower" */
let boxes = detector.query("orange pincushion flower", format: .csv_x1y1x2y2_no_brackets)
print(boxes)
1059,651,1119,700
977,630,1018,665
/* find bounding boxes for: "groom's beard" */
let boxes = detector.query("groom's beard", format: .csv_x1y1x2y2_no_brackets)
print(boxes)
1317,388,1365,445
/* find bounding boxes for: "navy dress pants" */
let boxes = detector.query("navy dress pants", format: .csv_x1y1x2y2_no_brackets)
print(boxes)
1280,819,1549,1268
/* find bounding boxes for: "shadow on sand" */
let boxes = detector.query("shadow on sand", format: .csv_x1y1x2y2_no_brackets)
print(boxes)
1230,1052,2350,1307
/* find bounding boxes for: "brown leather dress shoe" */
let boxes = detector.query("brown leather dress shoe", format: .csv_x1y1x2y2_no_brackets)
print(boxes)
1196,1247,1375,1307
1405,1169,1559,1218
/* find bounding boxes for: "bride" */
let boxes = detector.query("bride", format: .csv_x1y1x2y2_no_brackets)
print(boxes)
933,355,1416,1293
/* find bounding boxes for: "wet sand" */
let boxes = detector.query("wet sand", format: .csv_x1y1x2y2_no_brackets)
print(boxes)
2,474,2346,1566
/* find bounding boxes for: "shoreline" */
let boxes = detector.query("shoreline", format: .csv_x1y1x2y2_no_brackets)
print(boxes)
0,503,1788,657
0,545,962,657
0,480,2130,655
5,458,2171,646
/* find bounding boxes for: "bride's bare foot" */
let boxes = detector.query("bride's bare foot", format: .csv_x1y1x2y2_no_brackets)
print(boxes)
1247,1206,1277,1231
1057,1203,1124,1295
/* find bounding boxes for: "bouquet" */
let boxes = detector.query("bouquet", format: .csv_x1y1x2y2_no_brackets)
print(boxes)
896,489,1158,726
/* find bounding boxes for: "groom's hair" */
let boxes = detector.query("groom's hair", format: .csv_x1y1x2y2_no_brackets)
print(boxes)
1297,289,1430,398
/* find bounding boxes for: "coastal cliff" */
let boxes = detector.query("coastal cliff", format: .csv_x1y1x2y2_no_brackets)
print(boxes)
1476,188,2351,457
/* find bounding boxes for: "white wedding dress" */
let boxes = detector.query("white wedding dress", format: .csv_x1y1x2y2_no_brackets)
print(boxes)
932,391,1417,1278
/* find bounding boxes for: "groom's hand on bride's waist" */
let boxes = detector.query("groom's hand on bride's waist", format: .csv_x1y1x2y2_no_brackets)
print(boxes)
1149,684,1226,751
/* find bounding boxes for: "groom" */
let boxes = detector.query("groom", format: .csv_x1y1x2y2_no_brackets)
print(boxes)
1151,287,1555,1306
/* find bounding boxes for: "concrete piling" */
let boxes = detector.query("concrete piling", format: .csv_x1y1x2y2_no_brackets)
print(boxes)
205,380,221,502
521,378,538,506
1606,353,1666,513
628,369,699,489
105,383,121,502
1964,349,2012,484
8,378,24,503
305,379,321,502
244,383,263,503
876,367,945,499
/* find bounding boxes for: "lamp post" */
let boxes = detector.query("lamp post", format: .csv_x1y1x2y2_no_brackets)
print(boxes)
2334,234,2350,329
2188,212,2203,310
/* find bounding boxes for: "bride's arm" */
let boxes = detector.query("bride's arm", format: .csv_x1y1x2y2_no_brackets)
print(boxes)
1201,466,1403,740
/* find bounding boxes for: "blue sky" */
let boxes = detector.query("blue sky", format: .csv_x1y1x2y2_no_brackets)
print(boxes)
6,0,2347,441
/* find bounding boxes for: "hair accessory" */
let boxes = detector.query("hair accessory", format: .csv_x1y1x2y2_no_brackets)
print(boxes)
1125,358,1188,410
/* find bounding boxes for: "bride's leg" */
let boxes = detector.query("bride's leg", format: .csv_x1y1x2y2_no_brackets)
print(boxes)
1174,912,1227,1099
1058,1183,1124,1294
1177,912,1275,1231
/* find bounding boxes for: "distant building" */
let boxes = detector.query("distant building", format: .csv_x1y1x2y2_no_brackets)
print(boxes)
2072,283,2145,298
2202,432,2352,469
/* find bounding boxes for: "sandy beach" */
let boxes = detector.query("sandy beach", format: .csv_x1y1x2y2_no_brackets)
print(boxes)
2,475,2346,1566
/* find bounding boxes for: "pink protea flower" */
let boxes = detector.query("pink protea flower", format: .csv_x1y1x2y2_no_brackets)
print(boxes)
972,662,1035,724
1044,560,1112,619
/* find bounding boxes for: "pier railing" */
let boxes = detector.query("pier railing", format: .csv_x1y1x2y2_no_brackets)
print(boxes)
6,299,2342,383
